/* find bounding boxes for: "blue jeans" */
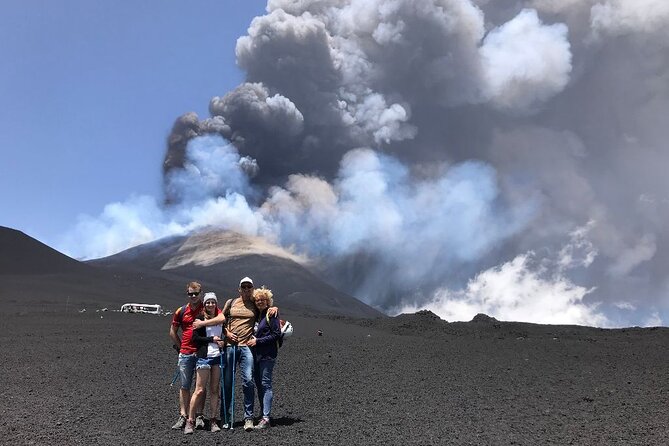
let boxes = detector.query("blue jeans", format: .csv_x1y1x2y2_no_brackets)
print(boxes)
196,355,221,370
254,358,275,419
177,353,197,391
223,345,254,422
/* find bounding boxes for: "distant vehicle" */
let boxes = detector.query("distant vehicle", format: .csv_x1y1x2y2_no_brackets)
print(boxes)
120,303,162,314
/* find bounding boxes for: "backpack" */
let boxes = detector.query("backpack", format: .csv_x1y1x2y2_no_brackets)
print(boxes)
174,304,188,325
265,312,293,348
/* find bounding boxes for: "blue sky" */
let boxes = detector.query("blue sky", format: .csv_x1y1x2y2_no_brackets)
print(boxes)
0,0,267,246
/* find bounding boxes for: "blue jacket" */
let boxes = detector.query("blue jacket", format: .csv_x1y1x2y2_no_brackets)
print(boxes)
254,309,281,360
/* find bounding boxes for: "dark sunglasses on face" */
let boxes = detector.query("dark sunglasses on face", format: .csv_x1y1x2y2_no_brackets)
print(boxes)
187,291,200,297
240,285,253,290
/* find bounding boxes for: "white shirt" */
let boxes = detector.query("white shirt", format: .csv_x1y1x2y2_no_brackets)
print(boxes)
206,324,222,358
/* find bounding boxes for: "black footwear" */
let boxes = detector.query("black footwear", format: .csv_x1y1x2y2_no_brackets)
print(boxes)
195,415,206,430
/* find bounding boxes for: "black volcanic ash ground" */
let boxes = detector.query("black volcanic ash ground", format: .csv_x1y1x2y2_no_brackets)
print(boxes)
2,310,668,445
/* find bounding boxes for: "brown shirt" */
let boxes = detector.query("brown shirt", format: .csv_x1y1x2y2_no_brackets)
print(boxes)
225,297,258,346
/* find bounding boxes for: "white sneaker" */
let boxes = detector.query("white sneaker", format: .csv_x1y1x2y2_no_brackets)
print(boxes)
255,417,270,430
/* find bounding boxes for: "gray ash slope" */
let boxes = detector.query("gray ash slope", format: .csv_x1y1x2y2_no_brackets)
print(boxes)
89,228,384,318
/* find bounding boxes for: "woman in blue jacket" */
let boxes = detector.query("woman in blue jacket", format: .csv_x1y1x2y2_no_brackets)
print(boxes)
247,286,281,430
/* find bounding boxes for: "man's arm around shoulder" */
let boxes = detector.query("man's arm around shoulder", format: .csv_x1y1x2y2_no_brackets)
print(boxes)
193,312,226,329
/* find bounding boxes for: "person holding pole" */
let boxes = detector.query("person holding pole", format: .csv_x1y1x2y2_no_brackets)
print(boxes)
194,276,277,431
184,292,225,434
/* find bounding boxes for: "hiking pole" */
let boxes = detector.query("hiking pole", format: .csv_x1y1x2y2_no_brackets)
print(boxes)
230,345,236,430
170,368,179,387
220,351,227,427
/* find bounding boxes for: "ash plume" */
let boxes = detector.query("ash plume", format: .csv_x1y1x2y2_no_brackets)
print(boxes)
62,0,669,327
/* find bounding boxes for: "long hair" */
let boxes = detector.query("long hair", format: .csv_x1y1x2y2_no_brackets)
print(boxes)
203,305,217,320
202,293,218,320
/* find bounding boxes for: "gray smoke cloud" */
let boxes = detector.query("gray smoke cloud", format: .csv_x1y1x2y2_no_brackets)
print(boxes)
63,0,669,327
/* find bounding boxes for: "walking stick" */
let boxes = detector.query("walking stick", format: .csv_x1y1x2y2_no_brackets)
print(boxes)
230,345,236,429
170,368,179,387
220,350,227,427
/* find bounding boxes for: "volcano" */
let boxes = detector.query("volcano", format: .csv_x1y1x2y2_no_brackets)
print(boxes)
89,228,384,318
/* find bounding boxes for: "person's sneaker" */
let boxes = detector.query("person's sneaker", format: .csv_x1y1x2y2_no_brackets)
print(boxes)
255,417,270,430
171,415,186,430
210,419,221,432
244,418,254,431
221,422,230,430
195,415,206,430
184,420,195,435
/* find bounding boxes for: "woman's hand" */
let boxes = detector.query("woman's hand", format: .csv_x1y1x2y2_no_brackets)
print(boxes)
247,336,257,347
268,306,279,318
213,336,222,342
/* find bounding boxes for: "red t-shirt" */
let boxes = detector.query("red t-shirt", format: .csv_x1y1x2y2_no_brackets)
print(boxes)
171,303,221,354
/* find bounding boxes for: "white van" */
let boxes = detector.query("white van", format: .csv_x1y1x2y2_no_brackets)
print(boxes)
120,303,163,314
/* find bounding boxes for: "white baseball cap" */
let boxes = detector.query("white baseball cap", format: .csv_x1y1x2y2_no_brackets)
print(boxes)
239,277,254,287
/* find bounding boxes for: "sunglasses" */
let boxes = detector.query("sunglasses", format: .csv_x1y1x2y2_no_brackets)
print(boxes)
187,291,200,297
204,301,217,305
240,285,253,290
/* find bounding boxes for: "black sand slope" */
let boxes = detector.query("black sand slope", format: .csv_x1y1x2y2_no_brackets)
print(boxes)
0,226,91,275
0,227,186,313
2,310,668,446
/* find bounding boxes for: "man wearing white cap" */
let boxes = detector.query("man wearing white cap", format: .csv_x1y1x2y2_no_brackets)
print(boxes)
194,276,277,431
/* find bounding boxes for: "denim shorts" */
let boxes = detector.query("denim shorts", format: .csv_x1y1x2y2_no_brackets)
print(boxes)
196,356,222,370
177,353,197,390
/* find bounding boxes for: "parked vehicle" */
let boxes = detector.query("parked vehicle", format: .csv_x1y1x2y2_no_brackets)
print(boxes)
120,303,162,314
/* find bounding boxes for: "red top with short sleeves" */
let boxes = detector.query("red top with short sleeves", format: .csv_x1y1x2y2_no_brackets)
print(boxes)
171,303,221,354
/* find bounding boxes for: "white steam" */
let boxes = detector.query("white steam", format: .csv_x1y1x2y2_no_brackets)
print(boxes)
398,252,606,326
590,0,669,36
480,9,572,110
396,224,608,326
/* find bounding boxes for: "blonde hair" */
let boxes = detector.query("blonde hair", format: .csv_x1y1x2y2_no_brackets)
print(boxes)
186,281,202,293
253,286,274,307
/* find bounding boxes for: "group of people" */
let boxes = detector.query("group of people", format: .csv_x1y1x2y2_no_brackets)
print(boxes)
168,276,283,434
